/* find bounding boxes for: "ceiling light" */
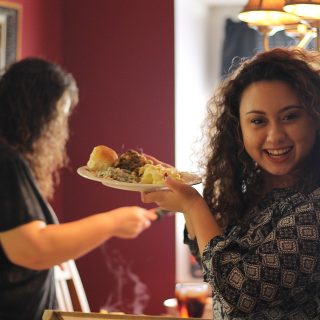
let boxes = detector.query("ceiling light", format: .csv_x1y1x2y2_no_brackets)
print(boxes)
238,0,301,26
284,1,320,20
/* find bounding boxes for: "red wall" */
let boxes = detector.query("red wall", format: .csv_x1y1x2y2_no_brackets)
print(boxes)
61,1,175,314
18,0,63,62
8,0,175,315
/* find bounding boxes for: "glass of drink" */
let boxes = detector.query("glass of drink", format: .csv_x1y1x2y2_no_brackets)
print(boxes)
175,282,209,318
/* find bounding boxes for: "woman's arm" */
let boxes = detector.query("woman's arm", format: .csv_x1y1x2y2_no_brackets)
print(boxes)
0,207,157,270
141,176,222,254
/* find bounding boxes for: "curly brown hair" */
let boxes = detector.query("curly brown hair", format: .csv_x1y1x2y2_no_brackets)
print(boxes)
0,57,78,199
201,47,320,228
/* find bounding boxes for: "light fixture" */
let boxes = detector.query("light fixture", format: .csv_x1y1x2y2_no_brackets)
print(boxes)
238,0,301,26
238,0,320,50
284,1,320,20
284,1,320,50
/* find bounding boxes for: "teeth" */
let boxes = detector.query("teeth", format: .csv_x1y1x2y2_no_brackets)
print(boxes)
266,148,291,156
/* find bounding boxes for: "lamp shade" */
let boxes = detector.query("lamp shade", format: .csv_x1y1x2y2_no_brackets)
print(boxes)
239,0,301,26
284,1,320,20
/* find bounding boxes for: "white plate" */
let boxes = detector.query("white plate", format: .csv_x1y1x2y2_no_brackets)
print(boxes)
77,166,202,192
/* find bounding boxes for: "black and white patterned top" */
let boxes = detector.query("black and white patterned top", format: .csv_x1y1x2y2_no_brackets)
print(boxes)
185,186,320,320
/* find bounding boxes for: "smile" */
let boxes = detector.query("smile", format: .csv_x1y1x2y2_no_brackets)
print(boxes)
264,147,293,158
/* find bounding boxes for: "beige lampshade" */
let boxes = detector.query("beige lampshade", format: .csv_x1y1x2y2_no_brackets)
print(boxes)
284,1,320,20
239,0,301,26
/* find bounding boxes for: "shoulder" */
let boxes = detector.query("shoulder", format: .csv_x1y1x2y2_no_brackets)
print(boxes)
290,186,320,211
273,187,320,232
240,188,319,238
308,186,320,200
0,143,31,182
0,143,21,164
266,186,320,213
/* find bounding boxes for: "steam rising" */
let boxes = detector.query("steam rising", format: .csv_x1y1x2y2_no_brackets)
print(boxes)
100,246,150,314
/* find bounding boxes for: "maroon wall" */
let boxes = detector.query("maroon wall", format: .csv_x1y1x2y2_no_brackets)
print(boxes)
6,0,175,315
61,0,175,315
18,0,63,62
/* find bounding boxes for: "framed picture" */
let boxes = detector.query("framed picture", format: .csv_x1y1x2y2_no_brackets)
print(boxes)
0,1,21,73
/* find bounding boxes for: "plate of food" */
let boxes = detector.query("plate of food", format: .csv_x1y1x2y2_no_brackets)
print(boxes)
77,145,202,192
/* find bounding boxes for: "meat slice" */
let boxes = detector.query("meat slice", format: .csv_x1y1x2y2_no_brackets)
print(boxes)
114,149,151,173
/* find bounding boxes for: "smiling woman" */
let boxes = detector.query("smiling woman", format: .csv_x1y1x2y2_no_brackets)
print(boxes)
141,47,320,320
239,80,318,192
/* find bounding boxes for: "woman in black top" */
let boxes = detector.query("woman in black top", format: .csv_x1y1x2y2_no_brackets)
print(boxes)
0,58,156,320
142,48,320,319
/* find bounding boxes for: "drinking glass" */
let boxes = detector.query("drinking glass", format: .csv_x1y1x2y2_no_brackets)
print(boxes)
175,282,209,318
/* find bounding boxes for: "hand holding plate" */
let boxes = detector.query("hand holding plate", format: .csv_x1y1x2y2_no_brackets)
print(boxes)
141,176,203,213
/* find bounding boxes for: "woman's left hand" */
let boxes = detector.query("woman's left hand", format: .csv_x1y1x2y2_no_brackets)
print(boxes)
141,176,202,213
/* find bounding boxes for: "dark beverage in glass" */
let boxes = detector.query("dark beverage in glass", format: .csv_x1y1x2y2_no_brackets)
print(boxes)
175,282,208,318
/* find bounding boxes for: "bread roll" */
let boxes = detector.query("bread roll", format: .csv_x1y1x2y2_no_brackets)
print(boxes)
87,145,118,171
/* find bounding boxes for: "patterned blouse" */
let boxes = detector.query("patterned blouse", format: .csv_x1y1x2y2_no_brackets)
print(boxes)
184,186,320,320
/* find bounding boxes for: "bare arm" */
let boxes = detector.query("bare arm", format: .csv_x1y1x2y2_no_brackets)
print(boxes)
0,207,157,270
184,196,222,254
141,177,222,255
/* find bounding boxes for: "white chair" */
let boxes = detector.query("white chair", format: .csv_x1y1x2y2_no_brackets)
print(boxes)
54,260,90,312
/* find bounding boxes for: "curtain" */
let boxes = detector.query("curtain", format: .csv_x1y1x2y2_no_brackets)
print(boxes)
220,19,257,77
220,19,313,78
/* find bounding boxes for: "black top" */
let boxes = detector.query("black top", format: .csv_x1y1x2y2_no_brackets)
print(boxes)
0,143,58,320
185,186,320,319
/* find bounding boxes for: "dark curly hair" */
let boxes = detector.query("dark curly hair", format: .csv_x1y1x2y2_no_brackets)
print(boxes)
0,57,78,199
201,48,320,228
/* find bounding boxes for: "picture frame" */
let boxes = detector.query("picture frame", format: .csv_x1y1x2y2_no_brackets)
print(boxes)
0,1,22,73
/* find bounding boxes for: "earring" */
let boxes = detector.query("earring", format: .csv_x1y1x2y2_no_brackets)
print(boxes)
254,161,261,174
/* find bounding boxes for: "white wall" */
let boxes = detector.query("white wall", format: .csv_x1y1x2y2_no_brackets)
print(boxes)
174,0,244,282
174,0,209,282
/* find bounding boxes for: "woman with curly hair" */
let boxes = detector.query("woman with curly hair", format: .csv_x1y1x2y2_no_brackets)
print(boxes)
142,47,320,319
0,58,156,320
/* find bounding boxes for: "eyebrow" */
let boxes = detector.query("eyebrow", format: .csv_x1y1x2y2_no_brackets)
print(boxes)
245,105,303,115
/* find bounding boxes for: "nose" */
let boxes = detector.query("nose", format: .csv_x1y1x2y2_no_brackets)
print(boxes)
266,122,287,145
